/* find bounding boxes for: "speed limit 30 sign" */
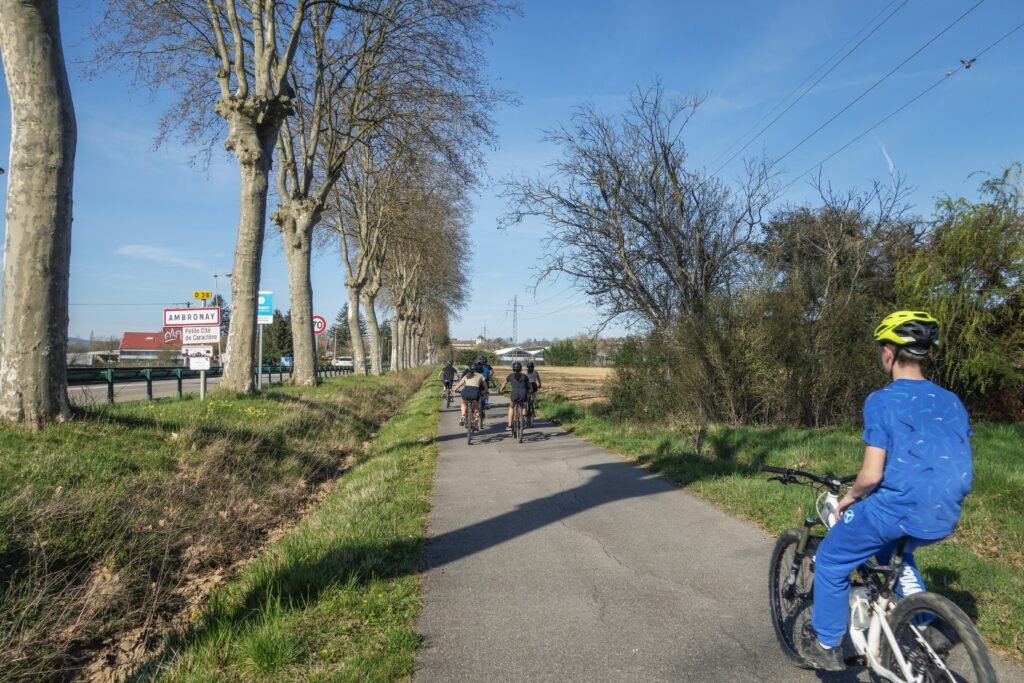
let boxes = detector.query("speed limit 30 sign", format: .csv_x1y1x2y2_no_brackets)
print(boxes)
312,315,327,335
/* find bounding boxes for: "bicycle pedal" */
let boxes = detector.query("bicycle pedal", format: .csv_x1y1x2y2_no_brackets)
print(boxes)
843,655,865,667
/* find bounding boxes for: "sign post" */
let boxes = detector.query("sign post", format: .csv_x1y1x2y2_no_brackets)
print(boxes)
257,291,273,391
186,350,213,401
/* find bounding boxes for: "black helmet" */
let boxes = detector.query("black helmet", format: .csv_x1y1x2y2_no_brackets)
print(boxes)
465,365,475,373
445,360,453,367
512,361,522,372
476,355,485,363
526,361,535,370
473,363,484,373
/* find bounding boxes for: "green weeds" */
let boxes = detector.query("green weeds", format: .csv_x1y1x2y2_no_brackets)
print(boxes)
0,370,428,682
148,375,441,681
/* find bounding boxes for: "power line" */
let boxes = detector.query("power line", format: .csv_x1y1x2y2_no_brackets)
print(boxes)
781,18,1024,194
521,297,592,321
711,0,909,174
70,302,192,306
771,0,986,170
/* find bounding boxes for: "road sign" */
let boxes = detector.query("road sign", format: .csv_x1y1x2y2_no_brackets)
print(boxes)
182,326,220,344
164,307,220,327
312,315,327,335
182,346,213,358
189,356,211,370
193,290,212,300
257,291,273,324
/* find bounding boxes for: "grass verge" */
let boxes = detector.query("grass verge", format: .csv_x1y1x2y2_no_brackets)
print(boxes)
143,373,442,681
0,369,430,682
541,395,1024,662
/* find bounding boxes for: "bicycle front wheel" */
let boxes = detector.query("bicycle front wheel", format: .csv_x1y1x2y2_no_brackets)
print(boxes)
883,591,997,683
769,528,820,668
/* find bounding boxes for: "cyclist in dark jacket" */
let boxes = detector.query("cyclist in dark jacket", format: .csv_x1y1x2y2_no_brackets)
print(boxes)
500,361,531,431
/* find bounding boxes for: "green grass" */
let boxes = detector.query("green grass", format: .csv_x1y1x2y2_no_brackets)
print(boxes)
147,374,442,681
541,395,1024,662
0,370,429,682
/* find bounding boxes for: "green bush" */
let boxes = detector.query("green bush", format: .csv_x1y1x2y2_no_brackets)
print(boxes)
897,165,1024,420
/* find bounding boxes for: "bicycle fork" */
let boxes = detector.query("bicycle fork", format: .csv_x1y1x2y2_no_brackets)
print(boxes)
784,517,821,597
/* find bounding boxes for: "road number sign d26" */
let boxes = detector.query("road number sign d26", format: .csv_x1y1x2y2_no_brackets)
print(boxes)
312,315,327,335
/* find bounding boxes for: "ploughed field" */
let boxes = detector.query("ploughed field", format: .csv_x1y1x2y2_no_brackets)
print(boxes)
497,365,613,404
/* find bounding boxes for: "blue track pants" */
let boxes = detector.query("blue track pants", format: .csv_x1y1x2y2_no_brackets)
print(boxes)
812,502,937,647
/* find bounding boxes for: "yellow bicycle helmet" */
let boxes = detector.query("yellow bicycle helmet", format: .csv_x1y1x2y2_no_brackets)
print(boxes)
873,310,939,356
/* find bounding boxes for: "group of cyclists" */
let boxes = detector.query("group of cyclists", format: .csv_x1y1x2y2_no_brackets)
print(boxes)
438,355,542,432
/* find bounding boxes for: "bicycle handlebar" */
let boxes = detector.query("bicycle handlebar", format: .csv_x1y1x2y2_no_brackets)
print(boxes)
754,461,857,490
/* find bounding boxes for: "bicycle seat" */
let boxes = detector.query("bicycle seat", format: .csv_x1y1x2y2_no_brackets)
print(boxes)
861,537,909,574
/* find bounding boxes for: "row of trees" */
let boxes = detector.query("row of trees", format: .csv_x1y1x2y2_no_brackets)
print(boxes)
506,85,1023,425
0,0,513,427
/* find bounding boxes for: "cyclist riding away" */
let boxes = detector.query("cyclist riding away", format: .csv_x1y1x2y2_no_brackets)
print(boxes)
439,360,457,399
526,361,542,417
801,310,974,671
500,361,531,431
476,355,493,409
453,365,487,427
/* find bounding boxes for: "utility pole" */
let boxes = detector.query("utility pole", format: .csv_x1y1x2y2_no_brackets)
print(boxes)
506,295,524,345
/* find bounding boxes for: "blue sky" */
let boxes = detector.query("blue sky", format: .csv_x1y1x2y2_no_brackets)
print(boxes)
1,0,1022,343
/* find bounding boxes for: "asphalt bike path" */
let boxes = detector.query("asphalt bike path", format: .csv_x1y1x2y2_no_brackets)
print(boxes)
416,394,860,682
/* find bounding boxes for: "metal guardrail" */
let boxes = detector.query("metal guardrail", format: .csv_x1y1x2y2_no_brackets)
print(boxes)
67,364,360,404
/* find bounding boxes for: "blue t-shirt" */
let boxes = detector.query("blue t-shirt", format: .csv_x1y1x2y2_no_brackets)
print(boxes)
861,379,973,540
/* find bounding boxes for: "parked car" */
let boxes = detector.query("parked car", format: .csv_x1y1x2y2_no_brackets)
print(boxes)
331,355,354,368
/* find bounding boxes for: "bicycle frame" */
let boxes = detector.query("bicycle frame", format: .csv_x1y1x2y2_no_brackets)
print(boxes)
772,466,939,683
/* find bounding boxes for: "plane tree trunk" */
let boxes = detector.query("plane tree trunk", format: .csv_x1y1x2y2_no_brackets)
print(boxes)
0,0,76,428
276,203,319,385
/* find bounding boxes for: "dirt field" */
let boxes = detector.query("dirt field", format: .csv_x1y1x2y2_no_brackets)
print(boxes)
496,365,613,404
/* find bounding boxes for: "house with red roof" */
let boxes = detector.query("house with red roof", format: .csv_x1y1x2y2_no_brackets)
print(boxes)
119,331,184,363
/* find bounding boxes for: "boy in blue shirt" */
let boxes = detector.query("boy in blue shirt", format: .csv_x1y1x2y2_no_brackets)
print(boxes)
801,311,974,671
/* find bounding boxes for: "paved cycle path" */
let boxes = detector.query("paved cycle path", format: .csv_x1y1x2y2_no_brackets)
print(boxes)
415,395,1023,682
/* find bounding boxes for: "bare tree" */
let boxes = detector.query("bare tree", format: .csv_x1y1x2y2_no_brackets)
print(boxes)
95,1,313,393
382,166,469,370
503,85,778,330
0,0,76,428
299,0,510,376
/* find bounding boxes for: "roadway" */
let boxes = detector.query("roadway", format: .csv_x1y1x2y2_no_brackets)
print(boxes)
67,372,287,405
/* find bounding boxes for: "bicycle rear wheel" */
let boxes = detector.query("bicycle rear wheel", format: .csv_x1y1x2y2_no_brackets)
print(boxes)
769,528,820,668
466,404,473,445
883,591,996,683
516,404,524,443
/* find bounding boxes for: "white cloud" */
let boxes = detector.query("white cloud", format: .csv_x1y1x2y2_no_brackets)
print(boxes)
116,244,210,272
879,141,896,186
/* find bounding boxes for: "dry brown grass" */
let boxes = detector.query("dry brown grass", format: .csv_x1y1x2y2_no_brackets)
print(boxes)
496,365,613,405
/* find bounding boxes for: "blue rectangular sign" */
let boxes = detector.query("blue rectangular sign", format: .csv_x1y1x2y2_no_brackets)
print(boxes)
257,291,273,324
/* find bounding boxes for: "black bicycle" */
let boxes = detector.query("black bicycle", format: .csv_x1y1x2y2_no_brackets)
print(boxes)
756,462,996,682
465,399,482,445
510,398,526,443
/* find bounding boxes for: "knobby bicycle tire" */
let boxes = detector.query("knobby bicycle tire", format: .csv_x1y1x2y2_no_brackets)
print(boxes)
517,403,524,443
769,529,820,669
883,591,997,683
